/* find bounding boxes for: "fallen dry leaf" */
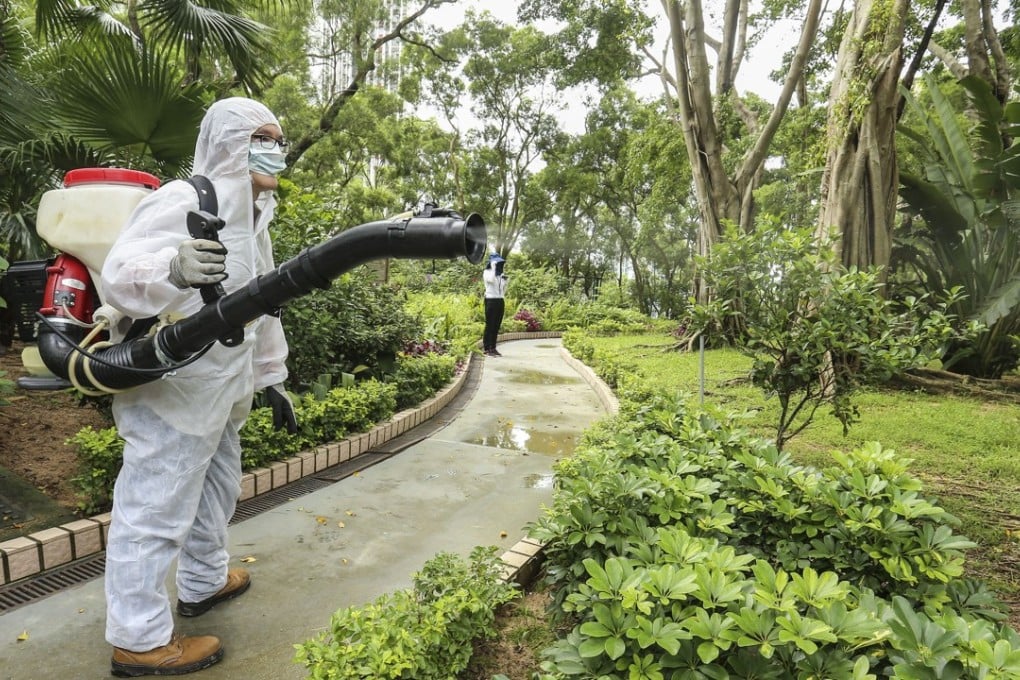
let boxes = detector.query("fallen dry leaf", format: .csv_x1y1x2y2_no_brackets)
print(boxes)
240,556,257,563
315,516,327,525
16,631,28,642
499,530,508,538
345,510,355,517
337,521,345,529
341,558,349,565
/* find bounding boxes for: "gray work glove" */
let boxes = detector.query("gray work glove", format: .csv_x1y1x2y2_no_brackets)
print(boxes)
168,239,228,289
265,383,298,435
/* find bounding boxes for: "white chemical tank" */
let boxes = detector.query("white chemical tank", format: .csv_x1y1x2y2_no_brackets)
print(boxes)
36,167,161,287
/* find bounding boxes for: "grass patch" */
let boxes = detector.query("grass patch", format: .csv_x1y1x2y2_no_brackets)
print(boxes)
587,333,1020,618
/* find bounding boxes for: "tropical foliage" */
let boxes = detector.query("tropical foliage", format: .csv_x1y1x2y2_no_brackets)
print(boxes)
898,74,1020,378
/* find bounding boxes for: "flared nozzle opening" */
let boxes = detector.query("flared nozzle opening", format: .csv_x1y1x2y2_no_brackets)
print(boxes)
463,213,487,265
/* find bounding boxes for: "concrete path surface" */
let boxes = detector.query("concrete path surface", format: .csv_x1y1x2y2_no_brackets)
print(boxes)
0,337,607,680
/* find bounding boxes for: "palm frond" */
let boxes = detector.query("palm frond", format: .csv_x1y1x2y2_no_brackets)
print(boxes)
140,0,274,89
34,0,122,40
54,41,206,172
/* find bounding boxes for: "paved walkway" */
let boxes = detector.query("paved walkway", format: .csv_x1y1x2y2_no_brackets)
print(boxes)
0,337,607,679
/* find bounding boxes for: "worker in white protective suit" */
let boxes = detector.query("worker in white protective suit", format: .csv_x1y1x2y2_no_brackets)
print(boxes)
100,97,297,677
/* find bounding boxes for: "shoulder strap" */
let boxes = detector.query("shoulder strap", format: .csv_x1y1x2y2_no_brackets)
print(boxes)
122,175,218,342
186,175,218,215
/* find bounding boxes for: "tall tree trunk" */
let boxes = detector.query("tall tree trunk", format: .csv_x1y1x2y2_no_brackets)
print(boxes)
660,0,822,303
928,0,1010,103
816,0,908,278
967,0,1011,102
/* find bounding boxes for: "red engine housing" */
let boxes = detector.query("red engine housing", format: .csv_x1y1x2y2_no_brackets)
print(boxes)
39,254,99,325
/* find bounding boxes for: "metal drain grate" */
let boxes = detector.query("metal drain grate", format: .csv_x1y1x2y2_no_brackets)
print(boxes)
229,476,333,523
312,452,391,482
0,552,106,614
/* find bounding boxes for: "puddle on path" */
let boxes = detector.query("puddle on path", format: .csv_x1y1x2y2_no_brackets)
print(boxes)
506,368,580,386
522,473,555,489
464,416,581,456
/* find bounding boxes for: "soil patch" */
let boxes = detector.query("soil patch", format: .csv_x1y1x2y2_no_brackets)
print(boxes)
461,588,559,679
0,340,111,534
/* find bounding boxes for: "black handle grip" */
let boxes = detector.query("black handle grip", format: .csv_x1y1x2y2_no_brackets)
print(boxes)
186,210,242,347
186,210,227,304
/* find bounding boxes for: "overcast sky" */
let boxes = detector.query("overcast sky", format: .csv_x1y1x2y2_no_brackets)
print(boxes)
422,0,792,133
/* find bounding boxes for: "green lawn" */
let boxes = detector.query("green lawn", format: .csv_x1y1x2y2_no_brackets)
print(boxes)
586,333,1020,614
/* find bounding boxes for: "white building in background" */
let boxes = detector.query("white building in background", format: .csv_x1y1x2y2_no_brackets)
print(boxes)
312,0,409,98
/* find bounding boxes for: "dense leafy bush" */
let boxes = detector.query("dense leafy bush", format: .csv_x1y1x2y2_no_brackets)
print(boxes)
0,369,12,407
504,262,575,313
67,426,124,515
388,352,457,410
546,298,669,334
561,330,639,389
402,291,484,357
238,405,306,469
293,379,397,454
294,547,517,679
390,257,484,296
69,379,401,512
281,270,418,389
514,308,542,331
269,184,420,388
528,392,1020,679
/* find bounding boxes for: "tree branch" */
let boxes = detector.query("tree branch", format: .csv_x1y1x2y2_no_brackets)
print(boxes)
716,0,741,93
898,0,947,120
981,0,1011,102
926,40,967,80
735,0,823,191
285,0,450,167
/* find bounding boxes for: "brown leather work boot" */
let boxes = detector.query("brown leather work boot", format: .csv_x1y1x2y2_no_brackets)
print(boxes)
111,632,222,677
177,567,251,617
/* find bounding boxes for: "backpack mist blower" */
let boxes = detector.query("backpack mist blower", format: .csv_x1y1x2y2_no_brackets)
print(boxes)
14,168,486,395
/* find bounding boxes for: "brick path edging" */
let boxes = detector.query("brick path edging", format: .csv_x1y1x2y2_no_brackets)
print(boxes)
0,332,615,592
0,351,474,586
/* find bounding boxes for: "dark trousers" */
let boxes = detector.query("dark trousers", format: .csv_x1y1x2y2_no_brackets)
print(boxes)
483,297,505,351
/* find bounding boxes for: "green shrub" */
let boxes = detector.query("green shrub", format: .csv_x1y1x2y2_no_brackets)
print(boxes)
550,299,667,334
388,353,457,410
529,394,1020,679
0,370,13,407
282,271,417,389
402,291,484,358
70,379,402,513
539,540,1020,679
239,406,306,470
562,330,639,390
504,263,575,313
67,426,124,515
691,219,973,449
534,394,987,612
294,547,518,679
293,379,397,452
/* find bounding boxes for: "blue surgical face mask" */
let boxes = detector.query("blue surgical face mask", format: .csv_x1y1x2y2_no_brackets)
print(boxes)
249,145,287,177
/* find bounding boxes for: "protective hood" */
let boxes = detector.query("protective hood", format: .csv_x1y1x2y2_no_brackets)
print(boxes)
193,98,280,181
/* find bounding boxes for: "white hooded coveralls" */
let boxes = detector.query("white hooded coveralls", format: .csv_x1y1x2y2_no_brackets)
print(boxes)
100,98,288,651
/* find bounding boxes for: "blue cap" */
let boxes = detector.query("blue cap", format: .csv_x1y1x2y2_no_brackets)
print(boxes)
489,252,505,263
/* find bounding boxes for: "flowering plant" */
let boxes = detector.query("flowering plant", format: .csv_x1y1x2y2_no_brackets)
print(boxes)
513,309,542,332
402,338,448,357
